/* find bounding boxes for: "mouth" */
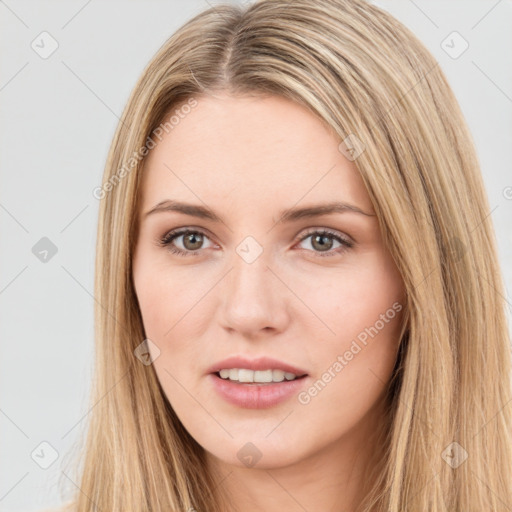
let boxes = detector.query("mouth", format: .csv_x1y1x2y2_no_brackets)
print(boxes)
207,357,309,408
214,368,308,384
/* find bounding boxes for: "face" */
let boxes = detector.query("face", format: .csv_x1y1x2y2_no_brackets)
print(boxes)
132,93,406,470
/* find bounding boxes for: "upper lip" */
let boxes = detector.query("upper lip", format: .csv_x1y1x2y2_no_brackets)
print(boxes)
207,356,308,376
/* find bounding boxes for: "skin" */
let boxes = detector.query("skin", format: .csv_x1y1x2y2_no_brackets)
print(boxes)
132,92,406,512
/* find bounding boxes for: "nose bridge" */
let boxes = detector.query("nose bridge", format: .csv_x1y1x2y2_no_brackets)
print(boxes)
220,239,286,334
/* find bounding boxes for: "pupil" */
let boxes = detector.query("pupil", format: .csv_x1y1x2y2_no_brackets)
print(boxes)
313,234,332,251
185,233,202,250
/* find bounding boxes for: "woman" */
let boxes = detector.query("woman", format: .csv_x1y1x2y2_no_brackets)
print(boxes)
59,0,512,510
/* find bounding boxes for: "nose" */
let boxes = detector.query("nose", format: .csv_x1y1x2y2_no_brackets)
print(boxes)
219,249,290,338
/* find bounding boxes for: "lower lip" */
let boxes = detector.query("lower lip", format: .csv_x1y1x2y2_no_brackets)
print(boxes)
209,373,308,409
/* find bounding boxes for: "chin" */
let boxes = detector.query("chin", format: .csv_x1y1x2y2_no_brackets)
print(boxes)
203,436,312,471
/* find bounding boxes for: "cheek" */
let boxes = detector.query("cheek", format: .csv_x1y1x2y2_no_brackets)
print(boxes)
296,252,404,343
133,256,202,339
134,278,170,340
294,251,404,401
132,255,211,385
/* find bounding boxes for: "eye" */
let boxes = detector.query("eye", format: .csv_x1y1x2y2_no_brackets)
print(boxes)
157,227,354,258
295,229,353,257
158,228,214,257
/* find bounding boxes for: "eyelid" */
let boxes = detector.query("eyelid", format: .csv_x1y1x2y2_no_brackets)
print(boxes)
295,227,354,246
157,227,216,256
293,228,354,258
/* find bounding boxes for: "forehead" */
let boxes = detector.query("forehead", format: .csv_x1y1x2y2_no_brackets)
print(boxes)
139,93,373,213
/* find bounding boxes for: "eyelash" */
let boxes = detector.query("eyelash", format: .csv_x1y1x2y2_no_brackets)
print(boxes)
157,228,354,258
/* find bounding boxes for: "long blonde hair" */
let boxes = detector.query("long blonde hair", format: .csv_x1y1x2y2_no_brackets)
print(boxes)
60,0,512,510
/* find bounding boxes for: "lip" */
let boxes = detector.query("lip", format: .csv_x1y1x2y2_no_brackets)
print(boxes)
207,356,309,409
206,356,308,376
208,373,309,409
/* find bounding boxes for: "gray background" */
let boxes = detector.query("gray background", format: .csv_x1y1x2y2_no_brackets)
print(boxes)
1,1,511,510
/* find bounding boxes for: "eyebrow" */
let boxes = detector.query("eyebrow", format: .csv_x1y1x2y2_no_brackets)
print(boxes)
144,199,375,223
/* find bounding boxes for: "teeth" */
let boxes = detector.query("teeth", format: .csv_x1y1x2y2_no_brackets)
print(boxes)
239,369,254,382
217,368,301,383
255,370,273,383
272,369,285,382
